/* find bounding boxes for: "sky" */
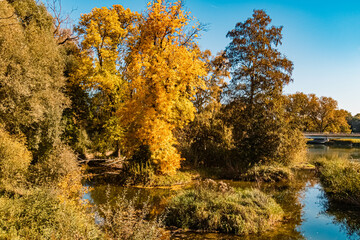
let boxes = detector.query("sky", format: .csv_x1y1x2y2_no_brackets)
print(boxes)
58,0,360,114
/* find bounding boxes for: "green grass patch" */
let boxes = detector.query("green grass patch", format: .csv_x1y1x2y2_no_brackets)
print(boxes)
165,179,284,235
313,156,360,206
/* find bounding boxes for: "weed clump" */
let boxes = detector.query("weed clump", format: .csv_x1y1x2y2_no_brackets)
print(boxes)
97,190,165,240
165,179,283,235
314,156,360,206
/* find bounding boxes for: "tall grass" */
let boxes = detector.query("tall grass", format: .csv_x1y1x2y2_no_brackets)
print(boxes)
240,164,294,182
97,189,166,240
313,155,360,205
165,179,283,235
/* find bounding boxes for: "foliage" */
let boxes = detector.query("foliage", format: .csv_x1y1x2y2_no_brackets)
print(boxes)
0,190,102,240
30,144,81,187
314,156,360,206
0,127,31,193
97,190,165,240
166,179,283,235
286,92,350,133
347,113,360,133
0,0,68,159
178,51,234,168
120,0,207,174
73,4,140,156
225,10,305,166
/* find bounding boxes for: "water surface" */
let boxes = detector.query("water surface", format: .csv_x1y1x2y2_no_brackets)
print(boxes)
85,147,360,239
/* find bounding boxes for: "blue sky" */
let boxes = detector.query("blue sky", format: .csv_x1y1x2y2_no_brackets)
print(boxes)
59,0,360,114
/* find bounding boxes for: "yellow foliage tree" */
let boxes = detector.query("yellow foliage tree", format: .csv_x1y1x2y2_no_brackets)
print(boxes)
73,5,139,154
120,0,206,174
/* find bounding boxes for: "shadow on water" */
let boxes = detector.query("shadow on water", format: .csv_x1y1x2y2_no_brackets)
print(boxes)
84,148,360,239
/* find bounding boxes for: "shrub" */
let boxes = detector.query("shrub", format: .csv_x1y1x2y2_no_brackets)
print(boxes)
0,189,101,239
165,179,283,235
0,127,31,193
314,156,360,205
30,144,81,186
97,190,165,240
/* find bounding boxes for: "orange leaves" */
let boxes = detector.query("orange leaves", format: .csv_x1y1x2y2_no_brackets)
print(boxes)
119,0,206,174
74,1,206,175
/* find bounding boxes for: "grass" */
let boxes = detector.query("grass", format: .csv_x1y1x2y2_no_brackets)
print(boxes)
313,155,360,206
165,179,284,235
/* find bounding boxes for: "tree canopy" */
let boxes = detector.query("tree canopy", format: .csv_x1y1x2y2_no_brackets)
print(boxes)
225,10,304,166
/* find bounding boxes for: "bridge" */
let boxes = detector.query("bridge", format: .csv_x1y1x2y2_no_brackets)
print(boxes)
304,133,360,139
304,133,360,144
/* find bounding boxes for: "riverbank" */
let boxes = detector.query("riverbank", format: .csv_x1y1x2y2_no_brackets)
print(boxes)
83,147,360,239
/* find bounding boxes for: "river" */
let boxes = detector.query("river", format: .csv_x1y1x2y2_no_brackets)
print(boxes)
84,145,360,239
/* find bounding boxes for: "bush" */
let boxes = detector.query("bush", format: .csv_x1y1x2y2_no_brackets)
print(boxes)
165,179,283,235
97,190,165,240
240,164,294,182
0,189,101,239
314,156,360,205
0,127,31,193
30,144,81,186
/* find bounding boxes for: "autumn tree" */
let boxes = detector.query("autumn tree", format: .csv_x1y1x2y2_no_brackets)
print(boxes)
308,95,350,133
120,0,206,174
286,92,314,131
73,5,139,155
0,0,68,159
286,92,350,133
178,50,234,167
225,10,305,166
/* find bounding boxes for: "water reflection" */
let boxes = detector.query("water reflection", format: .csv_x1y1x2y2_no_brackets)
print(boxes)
307,145,360,160
299,183,360,240
85,148,360,239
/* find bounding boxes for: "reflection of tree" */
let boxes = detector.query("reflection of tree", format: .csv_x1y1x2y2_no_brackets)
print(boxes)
88,182,180,218
258,170,316,240
232,170,313,239
323,194,360,238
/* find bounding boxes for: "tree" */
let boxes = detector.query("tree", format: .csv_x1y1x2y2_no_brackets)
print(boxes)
285,92,351,133
307,95,350,133
225,10,304,166
73,5,139,156
347,113,360,133
178,50,234,168
0,0,68,159
120,0,207,174
286,92,314,131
